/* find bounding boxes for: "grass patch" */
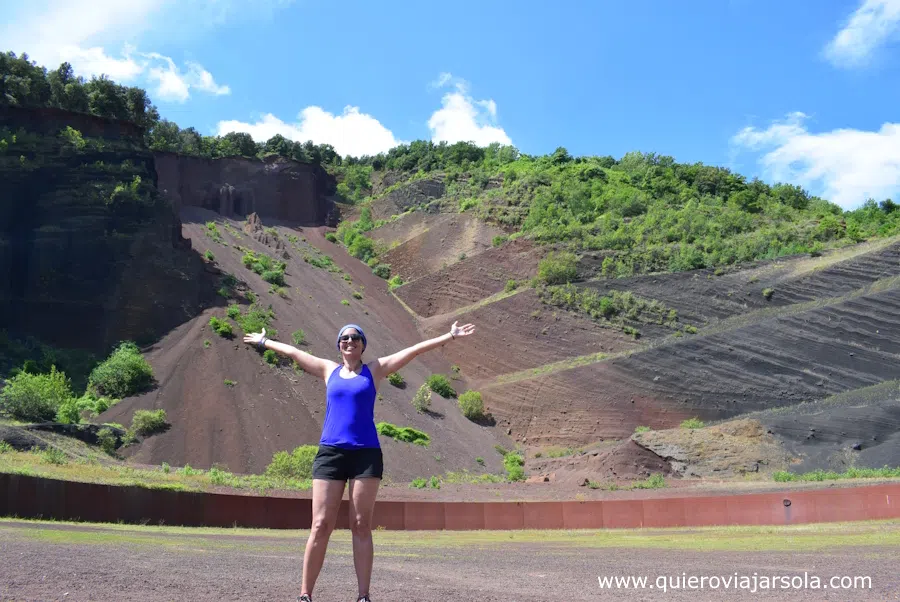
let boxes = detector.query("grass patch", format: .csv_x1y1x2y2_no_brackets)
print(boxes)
0,449,312,494
376,422,430,446
680,417,705,429
774,466,900,482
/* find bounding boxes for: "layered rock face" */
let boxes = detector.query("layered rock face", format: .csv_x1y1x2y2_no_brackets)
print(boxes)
0,106,214,353
154,152,337,226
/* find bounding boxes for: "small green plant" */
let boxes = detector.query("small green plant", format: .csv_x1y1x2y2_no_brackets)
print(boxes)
0,441,13,453
226,304,241,320
161,462,171,473
352,291,364,300
632,473,666,489
203,340,211,348
503,452,525,481
96,427,117,455
457,390,485,421
683,325,698,334
426,374,456,398
209,316,233,338
411,383,432,413
204,250,215,262
429,475,441,489
387,372,404,387
263,350,279,365
224,379,236,387
325,232,337,243
131,409,168,436
341,299,350,306
376,422,430,446
388,275,404,291
762,288,774,300
634,425,651,433
680,417,705,429
265,445,318,480
504,279,518,293
291,329,306,346
492,235,508,247
41,446,67,465
475,457,484,466
410,477,427,488
372,264,391,279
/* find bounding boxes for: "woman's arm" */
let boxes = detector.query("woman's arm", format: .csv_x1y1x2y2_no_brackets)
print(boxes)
243,328,338,381
371,321,475,382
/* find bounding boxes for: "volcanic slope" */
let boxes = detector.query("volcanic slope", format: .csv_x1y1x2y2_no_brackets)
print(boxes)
366,204,900,469
100,207,512,479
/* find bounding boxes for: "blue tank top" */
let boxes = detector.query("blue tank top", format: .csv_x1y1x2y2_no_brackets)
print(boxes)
319,364,380,448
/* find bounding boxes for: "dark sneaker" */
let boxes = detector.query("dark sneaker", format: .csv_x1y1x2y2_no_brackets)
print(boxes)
357,597,371,602
298,596,312,602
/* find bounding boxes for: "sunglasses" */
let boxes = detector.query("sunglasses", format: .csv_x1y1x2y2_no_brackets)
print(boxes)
339,334,363,342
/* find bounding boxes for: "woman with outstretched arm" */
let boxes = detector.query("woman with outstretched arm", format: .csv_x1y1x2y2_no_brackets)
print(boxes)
243,320,475,602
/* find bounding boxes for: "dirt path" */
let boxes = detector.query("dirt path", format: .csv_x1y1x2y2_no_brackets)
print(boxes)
0,521,897,601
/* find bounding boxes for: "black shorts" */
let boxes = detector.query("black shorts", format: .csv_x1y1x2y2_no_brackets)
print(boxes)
312,445,383,481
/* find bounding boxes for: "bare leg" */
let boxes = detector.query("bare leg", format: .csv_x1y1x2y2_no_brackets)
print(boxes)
301,478,346,597
348,477,381,599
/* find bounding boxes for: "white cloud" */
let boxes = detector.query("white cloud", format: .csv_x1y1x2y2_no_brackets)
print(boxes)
58,44,145,82
216,106,402,157
143,53,231,103
0,0,245,103
427,73,512,146
186,62,231,96
216,72,513,157
731,112,900,209
824,0,900,67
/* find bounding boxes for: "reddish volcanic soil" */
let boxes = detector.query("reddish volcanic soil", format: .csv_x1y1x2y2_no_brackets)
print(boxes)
100,207,516,480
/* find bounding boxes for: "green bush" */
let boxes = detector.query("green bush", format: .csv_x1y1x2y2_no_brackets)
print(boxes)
234,304,275,336
503,452,525,481
492,235,508,247
387,372,404,387
226,304,241,320
0,366,73,422
325,232,337,243
426,374,456,398
680,417,705,429
291,329,306,346
209,316,233,338
131,409,168,436
263,349,279,365
762,288,774,300
376,422,430,446
504,279,518,293
96,427,118,455
388,275,404,291
88,342,153,398
457,390,485,421
55,398,82,424
265,445,318,480
537,251,578,285
411,383,432,413
372,264,391,279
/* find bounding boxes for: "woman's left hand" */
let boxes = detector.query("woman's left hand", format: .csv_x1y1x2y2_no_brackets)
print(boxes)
450,321,475,338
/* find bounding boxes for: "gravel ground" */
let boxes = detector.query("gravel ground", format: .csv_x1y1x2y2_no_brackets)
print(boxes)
0,521,897,601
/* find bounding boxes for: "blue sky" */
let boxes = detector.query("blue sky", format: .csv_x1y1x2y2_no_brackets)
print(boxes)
3,0,899,209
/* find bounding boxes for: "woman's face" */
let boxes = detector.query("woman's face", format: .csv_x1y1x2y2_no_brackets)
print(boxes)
339,328,364,361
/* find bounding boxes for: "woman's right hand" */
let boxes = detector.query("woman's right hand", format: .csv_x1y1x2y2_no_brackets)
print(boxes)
243,328,267,347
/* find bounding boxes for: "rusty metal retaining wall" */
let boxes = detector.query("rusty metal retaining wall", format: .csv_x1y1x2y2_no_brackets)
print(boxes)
1,474,897,530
